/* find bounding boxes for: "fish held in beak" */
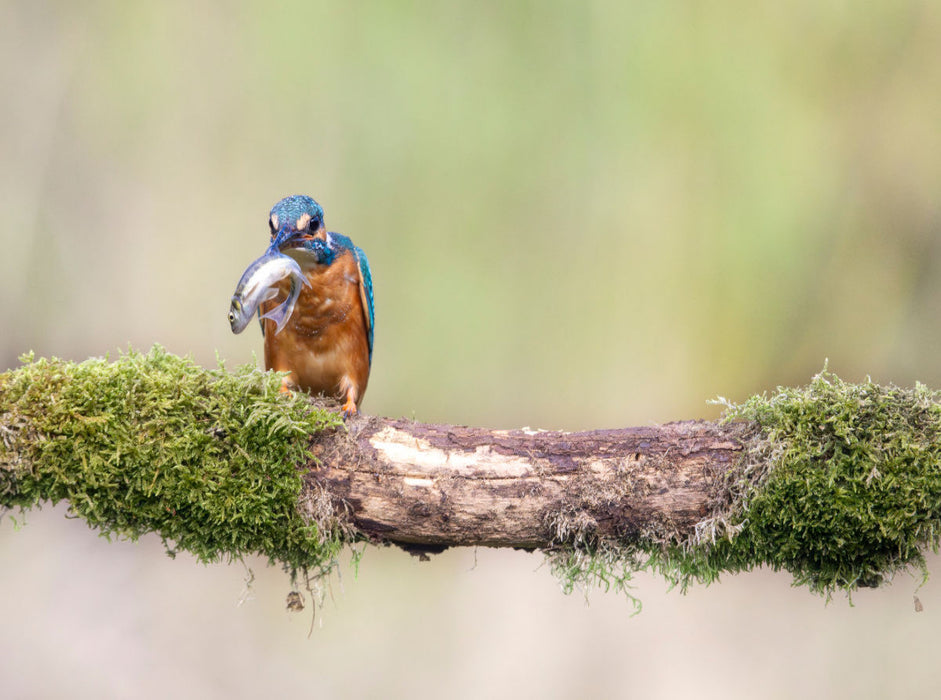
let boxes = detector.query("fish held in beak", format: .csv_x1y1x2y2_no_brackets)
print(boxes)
228,250,310,334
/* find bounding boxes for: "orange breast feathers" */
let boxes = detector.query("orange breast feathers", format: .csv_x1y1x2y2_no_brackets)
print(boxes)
261,249,371,414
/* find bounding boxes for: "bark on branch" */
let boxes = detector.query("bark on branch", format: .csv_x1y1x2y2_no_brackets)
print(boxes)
309,417,745,550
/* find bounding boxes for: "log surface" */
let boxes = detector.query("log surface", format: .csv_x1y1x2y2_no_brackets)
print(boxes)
306,417,747,549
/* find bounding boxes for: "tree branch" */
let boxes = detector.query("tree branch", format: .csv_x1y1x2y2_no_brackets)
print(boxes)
4,347,941,600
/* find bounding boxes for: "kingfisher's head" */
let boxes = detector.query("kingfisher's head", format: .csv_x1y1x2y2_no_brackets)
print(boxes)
267,195,326,252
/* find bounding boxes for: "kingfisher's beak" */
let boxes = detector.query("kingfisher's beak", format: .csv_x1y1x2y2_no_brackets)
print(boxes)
268,226,297,253
276,229,321,252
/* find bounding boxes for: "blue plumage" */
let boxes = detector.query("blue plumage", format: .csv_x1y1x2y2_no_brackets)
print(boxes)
271,195,324,225
351,241,375,363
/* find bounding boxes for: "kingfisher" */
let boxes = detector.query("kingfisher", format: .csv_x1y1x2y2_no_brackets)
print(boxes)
259,195,374,417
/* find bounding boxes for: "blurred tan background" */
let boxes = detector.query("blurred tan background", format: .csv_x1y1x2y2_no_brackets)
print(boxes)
3,1,941,698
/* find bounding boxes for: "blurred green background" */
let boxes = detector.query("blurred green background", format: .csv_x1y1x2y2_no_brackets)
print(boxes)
3,1,941,698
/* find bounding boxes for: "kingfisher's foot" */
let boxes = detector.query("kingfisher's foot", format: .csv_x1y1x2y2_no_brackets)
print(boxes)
341,398,358,419
279,377,295,395
339,379,360,419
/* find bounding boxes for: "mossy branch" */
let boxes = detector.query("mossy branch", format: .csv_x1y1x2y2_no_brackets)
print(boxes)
3,347,941,604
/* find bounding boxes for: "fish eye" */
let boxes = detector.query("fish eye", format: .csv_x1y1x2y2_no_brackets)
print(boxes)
228,311,235,322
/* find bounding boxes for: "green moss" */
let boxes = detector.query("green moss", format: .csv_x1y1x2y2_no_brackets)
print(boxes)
549,368,941,600
709,368,941,595
0,346,345,578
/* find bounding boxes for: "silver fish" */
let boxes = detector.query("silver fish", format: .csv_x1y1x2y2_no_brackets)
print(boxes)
229,251,309,335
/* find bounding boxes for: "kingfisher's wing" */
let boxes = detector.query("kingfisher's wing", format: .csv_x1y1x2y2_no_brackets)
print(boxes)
352,244,375,363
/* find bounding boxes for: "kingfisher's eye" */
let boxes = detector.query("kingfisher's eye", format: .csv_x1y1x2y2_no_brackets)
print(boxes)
269,215,279,233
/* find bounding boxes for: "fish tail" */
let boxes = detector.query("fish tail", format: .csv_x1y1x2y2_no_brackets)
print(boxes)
260,300,291,334
260,274,304,334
